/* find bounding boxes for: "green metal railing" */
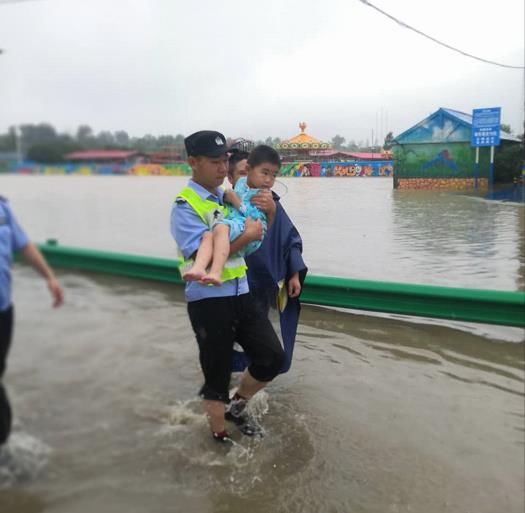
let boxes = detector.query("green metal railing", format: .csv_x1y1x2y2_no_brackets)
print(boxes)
34,242,525,328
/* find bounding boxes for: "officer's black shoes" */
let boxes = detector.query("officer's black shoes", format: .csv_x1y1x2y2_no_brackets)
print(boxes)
225,399,264,437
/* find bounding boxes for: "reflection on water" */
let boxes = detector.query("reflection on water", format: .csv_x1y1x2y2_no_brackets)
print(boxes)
0,269,522,513
302,304,524,369
391,191,524,290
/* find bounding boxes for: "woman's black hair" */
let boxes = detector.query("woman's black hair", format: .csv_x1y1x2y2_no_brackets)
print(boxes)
228,150,249,175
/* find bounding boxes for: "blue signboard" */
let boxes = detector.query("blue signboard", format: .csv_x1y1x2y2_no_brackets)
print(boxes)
471,107,501,147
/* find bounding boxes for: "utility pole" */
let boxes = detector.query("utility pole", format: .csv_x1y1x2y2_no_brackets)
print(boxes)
14,126,22,163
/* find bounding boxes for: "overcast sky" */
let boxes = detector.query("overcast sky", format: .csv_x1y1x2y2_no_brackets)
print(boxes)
0,0,523,144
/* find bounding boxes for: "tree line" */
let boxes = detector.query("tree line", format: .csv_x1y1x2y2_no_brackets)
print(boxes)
0,123,389,164
0,124,188,163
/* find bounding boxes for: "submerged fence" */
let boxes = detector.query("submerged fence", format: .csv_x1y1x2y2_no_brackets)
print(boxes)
29,242,525,328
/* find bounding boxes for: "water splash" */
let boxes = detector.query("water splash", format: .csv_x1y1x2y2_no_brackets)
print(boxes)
0,433,51,488
151,391,315,497
157,398,207,433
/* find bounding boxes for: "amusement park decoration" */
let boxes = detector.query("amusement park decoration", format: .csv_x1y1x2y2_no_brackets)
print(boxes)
228,137,255,153
275,122,331,161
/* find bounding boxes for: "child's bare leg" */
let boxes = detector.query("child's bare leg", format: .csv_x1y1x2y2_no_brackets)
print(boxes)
182,231,213,281
202,224,230,286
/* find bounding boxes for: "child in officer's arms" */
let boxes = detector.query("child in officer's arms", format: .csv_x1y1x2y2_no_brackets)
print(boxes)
182,145,280,286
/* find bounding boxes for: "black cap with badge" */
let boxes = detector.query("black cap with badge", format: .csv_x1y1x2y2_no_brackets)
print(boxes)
184,130,229,157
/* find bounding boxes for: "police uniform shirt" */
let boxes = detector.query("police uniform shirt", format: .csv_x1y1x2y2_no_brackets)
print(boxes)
170,179,249,302
0,198,29,312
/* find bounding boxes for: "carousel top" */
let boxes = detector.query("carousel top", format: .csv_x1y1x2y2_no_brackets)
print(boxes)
276,122,331,150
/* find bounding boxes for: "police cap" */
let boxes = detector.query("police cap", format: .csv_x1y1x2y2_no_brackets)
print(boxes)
184,130,229,158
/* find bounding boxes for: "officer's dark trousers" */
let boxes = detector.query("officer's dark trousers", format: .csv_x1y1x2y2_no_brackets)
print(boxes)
0,306,13,445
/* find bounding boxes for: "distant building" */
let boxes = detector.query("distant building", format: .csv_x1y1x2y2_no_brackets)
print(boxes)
310,150,392,161
63,150,148,165
391,107,520,191
147,146,184,164
275,122,331,161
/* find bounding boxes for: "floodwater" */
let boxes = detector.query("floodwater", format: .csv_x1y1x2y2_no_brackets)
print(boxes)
0,175,524,513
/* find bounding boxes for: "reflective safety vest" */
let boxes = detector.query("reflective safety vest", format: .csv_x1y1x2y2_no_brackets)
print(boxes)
175,187,247,282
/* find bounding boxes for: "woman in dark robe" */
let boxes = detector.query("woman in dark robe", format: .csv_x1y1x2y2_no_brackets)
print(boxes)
227,149,307,373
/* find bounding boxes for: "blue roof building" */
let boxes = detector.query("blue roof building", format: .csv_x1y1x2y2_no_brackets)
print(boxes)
391,107,520,190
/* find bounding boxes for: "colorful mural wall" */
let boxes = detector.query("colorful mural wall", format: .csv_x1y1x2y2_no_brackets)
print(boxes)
280,160,394,177
392,143,490,191
127,163,191,176
2,162,193,176
3,160,394,177
393,143,489,179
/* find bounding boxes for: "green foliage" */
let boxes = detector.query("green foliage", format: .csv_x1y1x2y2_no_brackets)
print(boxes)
331,135,346,149
494,142,524,183
27,138,82,163
20,123,57,146
0,127,16,152
133,134,157,152
76,125,94,145
0,123,191,160
383,132,394,150
261,137,281,147
26,144,64,163
346,139,359,151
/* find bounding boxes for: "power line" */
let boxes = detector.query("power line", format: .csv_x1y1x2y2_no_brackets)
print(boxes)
358,0,524,70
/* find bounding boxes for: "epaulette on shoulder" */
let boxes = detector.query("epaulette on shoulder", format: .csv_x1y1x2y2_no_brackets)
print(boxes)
175,198,187,205
0,195,7,203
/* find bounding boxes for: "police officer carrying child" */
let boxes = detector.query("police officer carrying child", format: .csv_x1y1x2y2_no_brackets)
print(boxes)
170,130,285,443
0,196,64,447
